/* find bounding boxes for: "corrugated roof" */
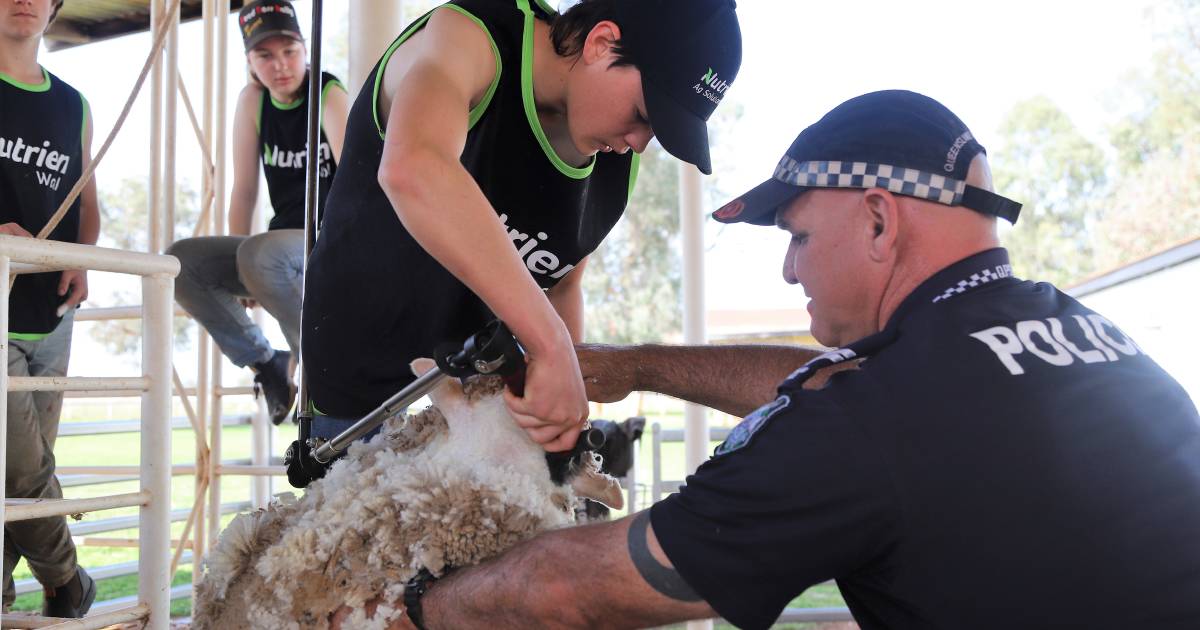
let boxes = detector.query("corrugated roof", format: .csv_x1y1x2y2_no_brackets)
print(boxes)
46,0,247,51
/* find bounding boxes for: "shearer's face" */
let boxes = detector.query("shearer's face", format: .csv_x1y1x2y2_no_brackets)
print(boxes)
777,189,881,347
564,21,653,158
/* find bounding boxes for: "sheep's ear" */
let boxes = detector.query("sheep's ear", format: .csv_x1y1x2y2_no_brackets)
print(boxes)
623,417,646,442
571,456,625,510
409,358,465,410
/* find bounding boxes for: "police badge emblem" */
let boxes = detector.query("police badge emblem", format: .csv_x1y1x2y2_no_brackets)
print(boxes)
715,395,791,456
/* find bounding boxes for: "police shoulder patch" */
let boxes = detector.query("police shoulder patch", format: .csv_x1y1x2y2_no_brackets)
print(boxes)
715,394,791,457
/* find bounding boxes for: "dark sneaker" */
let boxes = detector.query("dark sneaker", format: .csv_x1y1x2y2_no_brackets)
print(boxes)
253,350,297,425
42,566,96,619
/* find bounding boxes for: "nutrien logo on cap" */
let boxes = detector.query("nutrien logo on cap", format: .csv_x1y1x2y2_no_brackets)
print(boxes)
693,67,731,106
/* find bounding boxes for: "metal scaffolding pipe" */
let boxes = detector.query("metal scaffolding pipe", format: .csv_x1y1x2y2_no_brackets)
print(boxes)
217,465,287,476
149,0,163,254
5,604,152,629
208,0,230,551
349,0,404,101
4,492,148,523
0,235,179,276
73,305,187,321
0,256,10,568
196,0,217,581
163,1,179,251
140,273,174,628
679,162,711,630
7,377,150,392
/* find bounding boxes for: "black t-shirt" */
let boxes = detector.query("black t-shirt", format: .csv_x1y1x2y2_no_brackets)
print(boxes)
258,70,342,230
0,68,85,336
303,0,638,417
652,248,1200,630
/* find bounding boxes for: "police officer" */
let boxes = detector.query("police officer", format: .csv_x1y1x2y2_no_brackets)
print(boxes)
332,89,1200,629
0,0,99,617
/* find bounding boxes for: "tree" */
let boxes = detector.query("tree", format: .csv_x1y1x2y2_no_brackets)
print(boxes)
991,96,1107,286
1092,0,1200,269
582,141,682,343
90,177,199,356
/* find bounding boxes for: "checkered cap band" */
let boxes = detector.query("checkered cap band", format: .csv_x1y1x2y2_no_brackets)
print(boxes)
773,157,967,206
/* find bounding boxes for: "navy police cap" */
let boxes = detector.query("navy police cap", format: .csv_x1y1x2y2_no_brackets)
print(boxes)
713,90,1022,226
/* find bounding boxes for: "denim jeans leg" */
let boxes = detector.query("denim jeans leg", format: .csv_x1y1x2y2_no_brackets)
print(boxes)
167,236,275,368
236,230,304,356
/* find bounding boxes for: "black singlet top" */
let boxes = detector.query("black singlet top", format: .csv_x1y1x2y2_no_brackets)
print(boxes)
303,0,639,417
0,68,85,338
258,70,343,230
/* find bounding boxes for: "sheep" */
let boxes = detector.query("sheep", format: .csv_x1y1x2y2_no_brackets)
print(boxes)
191,359,623,630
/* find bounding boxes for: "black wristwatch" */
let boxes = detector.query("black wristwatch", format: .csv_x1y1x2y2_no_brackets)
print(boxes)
404,567,439,630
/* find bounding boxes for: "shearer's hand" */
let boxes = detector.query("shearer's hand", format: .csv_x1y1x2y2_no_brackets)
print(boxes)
504,330,588,453
0,222,33,238
575,343,637,403
329,599,416,630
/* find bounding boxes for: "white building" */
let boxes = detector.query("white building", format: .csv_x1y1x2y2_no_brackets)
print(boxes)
1069,237,1200,406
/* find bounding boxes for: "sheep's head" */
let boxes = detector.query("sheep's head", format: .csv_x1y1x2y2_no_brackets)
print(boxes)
409,358,624,510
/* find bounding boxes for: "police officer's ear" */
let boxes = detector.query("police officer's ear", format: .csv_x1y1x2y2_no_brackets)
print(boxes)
861,187,899,262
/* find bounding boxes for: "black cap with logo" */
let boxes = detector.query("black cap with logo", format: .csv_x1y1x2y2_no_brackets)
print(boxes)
239,0,304,52
615,0,741,175
713,90,1022,226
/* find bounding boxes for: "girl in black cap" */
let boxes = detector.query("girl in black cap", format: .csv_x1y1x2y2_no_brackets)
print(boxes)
168,0,349,425
302,0,741,453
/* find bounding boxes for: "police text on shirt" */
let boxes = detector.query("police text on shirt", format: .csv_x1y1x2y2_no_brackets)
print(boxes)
969,314,1143,376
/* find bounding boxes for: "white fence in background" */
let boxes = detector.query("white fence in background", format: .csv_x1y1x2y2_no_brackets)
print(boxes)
0,235,177,629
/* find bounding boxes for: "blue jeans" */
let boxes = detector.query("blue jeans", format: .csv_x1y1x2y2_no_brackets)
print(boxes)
311,414,382,443
4,310,78,604
167,231,304,368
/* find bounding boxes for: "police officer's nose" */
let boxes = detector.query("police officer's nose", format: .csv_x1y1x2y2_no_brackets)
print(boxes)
782,243,800,284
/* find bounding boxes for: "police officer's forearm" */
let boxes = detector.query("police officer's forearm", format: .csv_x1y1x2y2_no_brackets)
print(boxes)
578,343,823,416
421,516,712,629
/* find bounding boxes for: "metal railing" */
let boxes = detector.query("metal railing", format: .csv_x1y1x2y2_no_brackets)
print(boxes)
0,236,177,629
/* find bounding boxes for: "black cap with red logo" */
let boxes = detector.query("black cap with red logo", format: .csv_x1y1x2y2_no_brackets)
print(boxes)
239,0,304,52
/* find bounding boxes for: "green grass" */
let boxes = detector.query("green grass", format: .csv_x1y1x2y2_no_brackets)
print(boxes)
9,395,848,621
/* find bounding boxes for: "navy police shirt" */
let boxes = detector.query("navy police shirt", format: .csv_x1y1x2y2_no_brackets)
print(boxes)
650,248,1200,630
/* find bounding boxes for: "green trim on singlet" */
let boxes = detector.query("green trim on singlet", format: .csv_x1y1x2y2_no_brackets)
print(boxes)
270,93,305,110
517,0,595,179
627,152,641,199
9,331,50,341
80,94,90,145
0,67,50,92
372,13,435,139
322,78,345,102
256,89,264,134
532,0,558,16
371,6,502,139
